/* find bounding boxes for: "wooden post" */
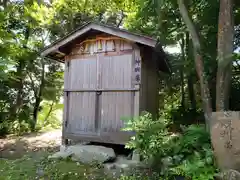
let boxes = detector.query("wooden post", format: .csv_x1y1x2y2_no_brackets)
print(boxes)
134,85,140,117
132,46,141,117
95,54,102,134
62,56,70,146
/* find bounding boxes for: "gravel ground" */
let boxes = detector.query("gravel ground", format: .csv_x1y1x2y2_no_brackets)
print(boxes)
0,129,62,159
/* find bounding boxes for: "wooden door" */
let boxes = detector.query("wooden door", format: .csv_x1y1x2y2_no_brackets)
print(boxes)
66,57,98,135
99,54,134,136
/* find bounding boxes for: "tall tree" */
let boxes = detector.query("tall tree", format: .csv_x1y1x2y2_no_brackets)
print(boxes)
216,0,234,111
177,0,212,126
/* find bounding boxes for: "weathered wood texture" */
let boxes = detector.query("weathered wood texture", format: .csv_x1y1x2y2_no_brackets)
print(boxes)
68,92,96,134
99,54,133,133
139,48,159,118
69,57,97,89
100,55,132,89
41,24,169,145
40,22,156,57
66,56,97,135
62,57,70,144
63,36,138,144
146,50,159,118
100,92,132,132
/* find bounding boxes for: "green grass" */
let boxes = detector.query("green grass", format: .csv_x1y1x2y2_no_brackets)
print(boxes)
0,152,159,180
0,153,113,180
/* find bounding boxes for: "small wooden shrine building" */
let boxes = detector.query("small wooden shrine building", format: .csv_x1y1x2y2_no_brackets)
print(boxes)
41,22,170,145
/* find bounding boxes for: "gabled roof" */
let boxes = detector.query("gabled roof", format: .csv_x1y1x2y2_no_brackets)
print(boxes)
40,22,171,73
41,22,157,56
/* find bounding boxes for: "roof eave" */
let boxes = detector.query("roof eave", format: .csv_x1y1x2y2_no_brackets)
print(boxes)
40,22,157,57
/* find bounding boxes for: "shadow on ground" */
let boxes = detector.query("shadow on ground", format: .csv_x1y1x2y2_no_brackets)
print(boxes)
0,130,61,159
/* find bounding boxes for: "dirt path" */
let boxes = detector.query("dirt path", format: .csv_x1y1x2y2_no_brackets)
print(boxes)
0,129,62,159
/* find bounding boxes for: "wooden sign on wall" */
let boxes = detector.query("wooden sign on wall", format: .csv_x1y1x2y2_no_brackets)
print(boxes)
134,57,141,84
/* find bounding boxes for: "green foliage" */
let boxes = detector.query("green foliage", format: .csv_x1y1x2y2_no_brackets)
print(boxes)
0,0,136,136
164,106,204,130
230,58,240,110
123,112,175,161
0,0,239,137
123,112,218,179
170,149,216,180
1,154,167,180
0,154,112,180
0,1,65,135
119,173,160,180
36,101,63,131
0,101,62,136
0,120,10,136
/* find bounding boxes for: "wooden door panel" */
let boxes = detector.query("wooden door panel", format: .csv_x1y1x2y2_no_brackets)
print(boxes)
67,57,98,135
68,57,97,89
67,92,96,134
100,92,133,132
100,54,132,89
99,54,134,133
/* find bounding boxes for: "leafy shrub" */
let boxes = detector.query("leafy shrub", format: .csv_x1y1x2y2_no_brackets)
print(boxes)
123,112,176,162
168,125,218,179
122,112,218,179
0,119,9,137
11,120,31,135
0,101,62,136
36,102,63,131
164,106,204,131
0,118,31,136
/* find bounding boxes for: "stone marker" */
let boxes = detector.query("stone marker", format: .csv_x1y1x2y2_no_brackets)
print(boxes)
211,111,240,171
132,149,140,162
104,155,144,176
215,169,240,180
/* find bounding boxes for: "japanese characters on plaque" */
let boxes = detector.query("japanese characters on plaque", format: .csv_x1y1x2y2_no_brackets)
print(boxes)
134,57,141,84
71,37,135,56
72,38,116,55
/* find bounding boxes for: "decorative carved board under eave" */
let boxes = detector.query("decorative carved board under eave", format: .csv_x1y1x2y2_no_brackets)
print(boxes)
68,36,141,85
70,36,133,55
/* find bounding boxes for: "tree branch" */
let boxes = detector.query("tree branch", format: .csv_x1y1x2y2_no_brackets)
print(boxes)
177,0,201,50
27,72,37,97
216,0,234,111
177,0,212,127
117,10,125,27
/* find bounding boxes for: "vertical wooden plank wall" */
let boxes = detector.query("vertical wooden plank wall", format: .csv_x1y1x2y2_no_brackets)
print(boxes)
146,48,159,118
67,57,97,134
133,46,141,117
139,48,159,118
100,54,133,132
63,35,144,144
62,56,70,145
139,49,147,113
148,59,159,118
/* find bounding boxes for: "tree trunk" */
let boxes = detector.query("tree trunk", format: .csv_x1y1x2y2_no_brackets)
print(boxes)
187,75,196,110
10,26,30,121
180,35,185,109
185,32,196,111
216,0,234,111
1,0,8,8
117,10,125,27
31,59,45,131
9,60,24,121
180,70,185,108
15,62,24,114
177,0,212,127
44,102,54,124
